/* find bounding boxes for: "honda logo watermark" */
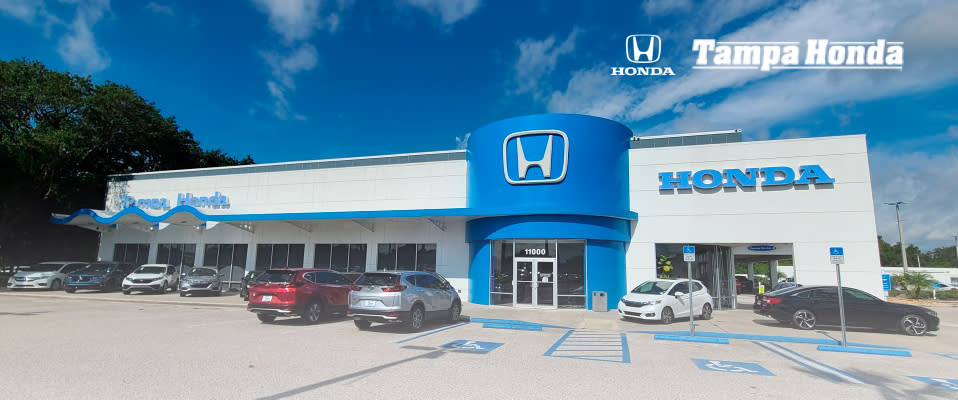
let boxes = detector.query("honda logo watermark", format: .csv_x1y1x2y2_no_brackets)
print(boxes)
626,34,661,63
612,34,675,76
502,130,569,185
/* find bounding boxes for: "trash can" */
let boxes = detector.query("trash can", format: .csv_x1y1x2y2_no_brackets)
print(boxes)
592,291,608,312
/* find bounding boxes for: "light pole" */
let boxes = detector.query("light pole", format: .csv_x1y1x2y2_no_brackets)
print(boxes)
954,235,957,268
885,201,908,273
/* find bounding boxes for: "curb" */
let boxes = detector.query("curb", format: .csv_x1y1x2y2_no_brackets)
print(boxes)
0,292,247,309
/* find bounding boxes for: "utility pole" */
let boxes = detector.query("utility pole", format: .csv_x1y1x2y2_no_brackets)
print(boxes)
885,202,908,273
954,235,957,268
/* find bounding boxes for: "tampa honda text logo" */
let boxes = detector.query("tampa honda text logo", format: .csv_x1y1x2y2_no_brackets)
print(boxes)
626,34,660,63
612,34,675,76
502,130,569,185
691,39,903,71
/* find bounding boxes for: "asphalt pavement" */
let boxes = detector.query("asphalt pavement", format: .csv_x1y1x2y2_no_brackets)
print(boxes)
1,291,957,399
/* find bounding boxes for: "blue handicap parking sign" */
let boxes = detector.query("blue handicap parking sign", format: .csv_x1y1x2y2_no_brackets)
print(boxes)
441,340,504,354
830,247,844,255
692,359,774,376
882,274,891,291
683,245,695,254
909,376,958,392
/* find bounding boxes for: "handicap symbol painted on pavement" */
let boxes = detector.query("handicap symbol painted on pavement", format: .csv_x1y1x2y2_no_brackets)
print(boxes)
909,376,958,392
931,353,958,361
692,359,774,376
441,340,504,354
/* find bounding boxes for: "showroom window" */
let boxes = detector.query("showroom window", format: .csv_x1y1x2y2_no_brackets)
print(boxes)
204,244,249,289
156,243,197,276
314,244,367,273
376,243,436,272
255,244,305,270
113,243,149,266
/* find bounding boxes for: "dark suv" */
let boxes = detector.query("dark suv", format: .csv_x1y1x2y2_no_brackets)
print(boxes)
65,262,134,292
247,269,352,323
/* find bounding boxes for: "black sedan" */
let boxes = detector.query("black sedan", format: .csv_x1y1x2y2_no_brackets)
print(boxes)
755,285,939,336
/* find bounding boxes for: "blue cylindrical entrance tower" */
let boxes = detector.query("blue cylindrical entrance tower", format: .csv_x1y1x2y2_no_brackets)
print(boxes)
465,114,635,310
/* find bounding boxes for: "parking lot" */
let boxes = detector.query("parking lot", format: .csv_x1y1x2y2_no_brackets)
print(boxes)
1,291,957,399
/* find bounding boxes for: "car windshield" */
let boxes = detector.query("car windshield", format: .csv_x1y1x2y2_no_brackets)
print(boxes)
355,273,399,286
631,281,672,294
767,285,802,296
136,266,167,274
80,264,112,273
189,268,217,277
256,271,296,283
26,263,63,272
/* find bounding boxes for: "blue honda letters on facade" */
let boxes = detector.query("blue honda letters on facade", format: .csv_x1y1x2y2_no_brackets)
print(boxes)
658,165,835,190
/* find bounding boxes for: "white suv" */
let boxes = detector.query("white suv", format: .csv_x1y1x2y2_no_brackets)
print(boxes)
7,262,87,290
122,264,179,294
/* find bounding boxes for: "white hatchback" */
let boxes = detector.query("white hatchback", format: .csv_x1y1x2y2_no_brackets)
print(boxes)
617,279,714,324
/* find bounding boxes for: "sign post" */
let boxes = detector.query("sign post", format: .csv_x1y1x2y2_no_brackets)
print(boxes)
683,245,696,336
830,247,847,348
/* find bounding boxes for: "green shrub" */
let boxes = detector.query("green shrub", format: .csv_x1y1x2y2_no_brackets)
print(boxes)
936,290,958,300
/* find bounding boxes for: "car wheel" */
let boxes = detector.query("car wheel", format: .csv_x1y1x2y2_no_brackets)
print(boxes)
448,301,462,323
900,314,928,336
660,307,674,324
303,301,325,324
50,279,61,290
179,292,186,297
354,319,372,330
65,287,76,293
257,314,276,323
700,303,713,320
792,309,817,330
102,280,115,292
406,304,425,332
160,281,168,293
122,290,131,295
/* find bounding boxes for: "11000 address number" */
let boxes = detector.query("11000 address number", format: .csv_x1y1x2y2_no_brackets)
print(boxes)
522,248,547,256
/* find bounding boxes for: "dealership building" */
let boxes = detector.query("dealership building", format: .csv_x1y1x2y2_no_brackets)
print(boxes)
52,114,883,311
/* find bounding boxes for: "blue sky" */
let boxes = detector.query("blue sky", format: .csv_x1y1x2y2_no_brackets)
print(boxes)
1,0,957,250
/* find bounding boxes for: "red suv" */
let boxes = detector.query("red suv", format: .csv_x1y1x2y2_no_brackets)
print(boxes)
247,269,353,323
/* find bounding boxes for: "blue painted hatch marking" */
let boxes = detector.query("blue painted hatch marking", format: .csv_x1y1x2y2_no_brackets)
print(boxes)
754,341,864,384
544,330,630,363
817,345,912,357
908,376,958,392
630,330,908,350
691,359,774,376
654,334,729,344
482,323,542,331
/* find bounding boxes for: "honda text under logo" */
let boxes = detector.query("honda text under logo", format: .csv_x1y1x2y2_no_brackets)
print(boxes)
502,130,569,185
626,34,661,63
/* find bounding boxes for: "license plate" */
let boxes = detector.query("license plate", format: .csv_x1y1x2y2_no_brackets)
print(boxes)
362,300,375,307
262,295,272,302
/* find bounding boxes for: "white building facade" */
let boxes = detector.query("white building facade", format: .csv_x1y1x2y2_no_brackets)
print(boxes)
54,114,883,310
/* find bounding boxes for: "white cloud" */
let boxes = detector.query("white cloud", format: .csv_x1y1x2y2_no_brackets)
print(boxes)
251,0,348,120
0,0,63,37
145,2,174,16
56,0,111,74
511,28,580,99
547,67,640,119
642,0,694,17
400,0,481,27
251,0,342,43
870,142,958,250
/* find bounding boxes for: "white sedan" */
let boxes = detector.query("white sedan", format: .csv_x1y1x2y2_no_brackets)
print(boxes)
6,262,88,290
617,279,714,324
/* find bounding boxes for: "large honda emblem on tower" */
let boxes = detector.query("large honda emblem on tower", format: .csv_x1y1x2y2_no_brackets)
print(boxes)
502,130,569,185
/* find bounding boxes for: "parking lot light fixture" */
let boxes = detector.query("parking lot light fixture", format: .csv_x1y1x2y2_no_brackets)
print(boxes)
884,201,908,273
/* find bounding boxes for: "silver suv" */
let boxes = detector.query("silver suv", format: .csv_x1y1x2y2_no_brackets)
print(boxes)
348,271,461,332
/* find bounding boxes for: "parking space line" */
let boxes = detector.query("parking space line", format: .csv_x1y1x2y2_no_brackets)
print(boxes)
393,322,468,344
754,341,865,384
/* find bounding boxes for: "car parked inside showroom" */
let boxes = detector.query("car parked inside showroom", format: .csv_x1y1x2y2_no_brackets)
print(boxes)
65,262,134,292
178,266,222,296
347,271,461,332
122,264,179,294
247,268,353,323
6,261,87,290
617,279,713,324
754,285,940,336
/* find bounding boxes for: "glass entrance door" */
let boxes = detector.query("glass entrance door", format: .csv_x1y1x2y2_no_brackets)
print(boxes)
514,258,556,308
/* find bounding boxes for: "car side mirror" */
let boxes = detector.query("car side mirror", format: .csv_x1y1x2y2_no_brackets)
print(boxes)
674,291,685,297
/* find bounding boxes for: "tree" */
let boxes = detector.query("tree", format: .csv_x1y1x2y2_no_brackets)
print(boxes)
0,59,253,265
899,272,934,299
